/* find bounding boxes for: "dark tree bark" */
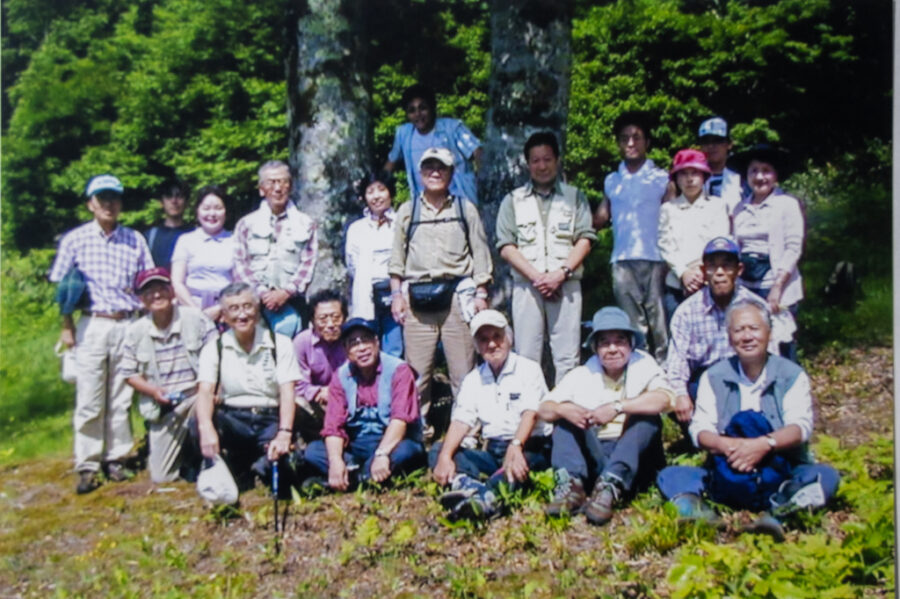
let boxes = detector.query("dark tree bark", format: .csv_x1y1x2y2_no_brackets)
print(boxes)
479,0,574,306
288,0,371,296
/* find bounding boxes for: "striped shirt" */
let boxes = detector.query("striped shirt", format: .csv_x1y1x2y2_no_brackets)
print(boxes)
49,220,153,312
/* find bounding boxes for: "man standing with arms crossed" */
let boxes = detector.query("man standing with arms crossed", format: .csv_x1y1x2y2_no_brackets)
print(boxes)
49,174,154,494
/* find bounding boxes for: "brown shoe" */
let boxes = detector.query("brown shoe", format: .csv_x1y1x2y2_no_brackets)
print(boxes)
584,479,620,526
545,469,587,516
76,471,100,495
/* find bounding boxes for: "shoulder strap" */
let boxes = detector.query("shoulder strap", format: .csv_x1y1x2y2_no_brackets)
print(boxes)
404,196,471,257
146,226,159,252
215,336,222,397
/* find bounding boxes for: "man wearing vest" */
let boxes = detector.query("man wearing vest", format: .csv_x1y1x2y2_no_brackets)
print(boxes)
698,117,743,213
194,282,300,492
121,268,217,483
431,310,552,520
233,160,317,338
304,318,425,490
657,299,840,540
496,132,596,385
389,147,493,426
49,174,154,494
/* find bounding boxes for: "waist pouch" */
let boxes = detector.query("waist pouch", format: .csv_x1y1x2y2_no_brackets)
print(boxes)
372,280,392,315
408,278,460,312
740,252,772,283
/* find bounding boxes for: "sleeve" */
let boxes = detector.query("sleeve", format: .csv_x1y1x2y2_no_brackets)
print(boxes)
231,218,263,291
275,334,302,385
344,221,359,278
170,232,190,265
286,222,318,295
657,203,683,276
494,193,519,250
293,334,322,402
518,360,549,415
665,309,693,397
48,233,77,283
640,364,676,412
321,373,349,440
781,371,813,442
688,372,719,447
388,363,421,423
543,367,580,405
465,202,493,286
451,119,482,159
118,327,140,379
773,196,804,274
573,189,597,242
200,317,218,346
388,202,412,278
197,338,219,384
387,124,405,164
136,231,155,270
449,372,480,428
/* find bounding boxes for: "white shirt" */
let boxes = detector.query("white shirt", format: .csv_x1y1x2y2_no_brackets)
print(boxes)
171,228,235,309
604,159,669,262
345,209,396,319
452,353,552,440
657,192,731,288
690,361,814,447
198,324,301,408
704,167,743,214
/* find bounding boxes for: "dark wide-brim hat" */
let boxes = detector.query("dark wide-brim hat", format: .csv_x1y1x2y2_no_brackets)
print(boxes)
729,144,797,180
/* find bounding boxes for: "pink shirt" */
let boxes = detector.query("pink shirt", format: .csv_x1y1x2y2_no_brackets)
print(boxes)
321,361,420,440
293,328,347,402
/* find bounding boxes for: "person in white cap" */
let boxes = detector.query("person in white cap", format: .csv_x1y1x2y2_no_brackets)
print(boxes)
388,146,493,430
49,174,154,494
430,310,552,519
697,116,743,213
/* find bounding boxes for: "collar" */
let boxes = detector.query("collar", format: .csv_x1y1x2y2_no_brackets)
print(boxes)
364,207,395,225
199,228,231,242
222,323,275,354
89,219,121,240
417,193,456,214
524,180,561,198
672,192,711,208
478,352,517,383
701,283,752,315
148,306,182,339
310,328,341,350
617,158,655,177
258,199,297,221
722,355,774,389
737,360,769,389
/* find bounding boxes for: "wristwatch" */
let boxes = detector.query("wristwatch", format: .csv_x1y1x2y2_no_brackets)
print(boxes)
510,438,523,447
613,400,624,415
765,434,777,450
561,266,574,280
374,449,389,459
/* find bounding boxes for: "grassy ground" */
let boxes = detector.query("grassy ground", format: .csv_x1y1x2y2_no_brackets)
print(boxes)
0,346,893,598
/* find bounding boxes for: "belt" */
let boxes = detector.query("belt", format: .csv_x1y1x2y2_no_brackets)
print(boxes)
89,311,137,320
221,405,279,416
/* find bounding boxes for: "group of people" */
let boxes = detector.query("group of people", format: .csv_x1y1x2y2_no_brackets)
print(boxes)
49,86,838,538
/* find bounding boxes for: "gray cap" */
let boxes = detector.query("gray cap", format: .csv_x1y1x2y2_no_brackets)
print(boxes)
583,306,645,350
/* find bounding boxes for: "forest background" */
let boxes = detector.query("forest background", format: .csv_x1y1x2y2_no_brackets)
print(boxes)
0,0,895,596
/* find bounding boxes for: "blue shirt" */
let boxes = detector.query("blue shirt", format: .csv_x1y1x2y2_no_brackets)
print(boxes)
603,159,669,262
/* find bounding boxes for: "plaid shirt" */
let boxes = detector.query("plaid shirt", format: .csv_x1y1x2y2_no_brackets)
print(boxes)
233,201,317,296
49,221,153,313
665,285,765,397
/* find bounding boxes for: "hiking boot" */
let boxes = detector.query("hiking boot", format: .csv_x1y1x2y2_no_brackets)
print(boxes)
439,474,484,511
544,469,586,517
769,478,827,518
583,479,620,526
671,493,720,524
104,461,134,482
450,487,499,521
742,513,786,542
76,470,100,494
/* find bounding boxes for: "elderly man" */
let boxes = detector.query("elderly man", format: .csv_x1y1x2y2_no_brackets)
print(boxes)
233,160,317,338
292,289,348,444
49,174,154,494
698,117,743,213
430,310,552,519
121,268,217,482
194,282,300,491
666,237,792,426
389,147,493,425
657,299,840,539
496,132,596,385
539,307,674,525
595,111,670,363
304,318,425,490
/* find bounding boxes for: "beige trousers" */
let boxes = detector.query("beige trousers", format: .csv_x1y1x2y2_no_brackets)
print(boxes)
148,397,196,483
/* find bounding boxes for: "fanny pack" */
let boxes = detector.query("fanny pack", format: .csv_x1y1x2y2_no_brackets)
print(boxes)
740,252,771,283
407,278,460,312
372,280,392,315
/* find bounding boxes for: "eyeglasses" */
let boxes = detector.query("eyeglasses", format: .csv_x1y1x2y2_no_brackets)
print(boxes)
263,177,291,187
345,334,376,349
704,263,739,274
314,313,343,325
224,302,258,316
420,163,450,174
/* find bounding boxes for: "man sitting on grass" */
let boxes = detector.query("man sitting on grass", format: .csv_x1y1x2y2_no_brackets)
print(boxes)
431,310,552,520
540,307,675,525
657,298,840,540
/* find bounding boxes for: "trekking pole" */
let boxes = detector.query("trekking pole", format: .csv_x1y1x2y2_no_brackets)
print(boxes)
272,460,281,553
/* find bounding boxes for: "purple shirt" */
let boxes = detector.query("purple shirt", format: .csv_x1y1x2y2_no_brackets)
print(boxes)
321,360,420,440
292,328,347,402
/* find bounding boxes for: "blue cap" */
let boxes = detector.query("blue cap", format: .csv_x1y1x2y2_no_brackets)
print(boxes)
583,306,645,350
702,236,740,258
85,174,124,197
698,117,728,140
340,317,378,340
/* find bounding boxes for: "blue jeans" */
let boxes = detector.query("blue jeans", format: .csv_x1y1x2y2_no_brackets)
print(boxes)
428,437,551,490
263,304,301,338
657,462,841,507
664,285,686,325
551,415,664,494
304,433,425,485
378,312,404,358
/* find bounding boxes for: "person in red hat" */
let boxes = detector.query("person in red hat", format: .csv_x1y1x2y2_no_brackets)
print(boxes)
657,149,730,321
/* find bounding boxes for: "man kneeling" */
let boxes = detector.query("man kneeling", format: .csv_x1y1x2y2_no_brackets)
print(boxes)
431,310,552,520
540,307,675,525
304,318,425,490
657,299,840,539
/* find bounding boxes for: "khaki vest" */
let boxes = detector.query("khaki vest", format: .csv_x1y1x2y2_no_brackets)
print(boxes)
511,182,582,283
244,203,314,290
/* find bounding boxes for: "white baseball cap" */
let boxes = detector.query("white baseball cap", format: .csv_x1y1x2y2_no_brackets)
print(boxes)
469,309,509,337
418,147,455,169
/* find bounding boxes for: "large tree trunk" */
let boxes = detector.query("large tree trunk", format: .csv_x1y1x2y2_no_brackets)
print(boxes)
480,0,574,307
288,0,370,296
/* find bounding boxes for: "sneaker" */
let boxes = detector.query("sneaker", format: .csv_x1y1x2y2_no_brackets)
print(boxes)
742,513,786,542
583,479,620,526
105,461,134,482
76,471,100,495
439,474,484,511
671,493,720,524
450,487,499,521
769,478,827,518
544,469,587,517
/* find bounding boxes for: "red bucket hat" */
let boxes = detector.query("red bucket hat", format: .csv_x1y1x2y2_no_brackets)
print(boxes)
670,148,712,180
